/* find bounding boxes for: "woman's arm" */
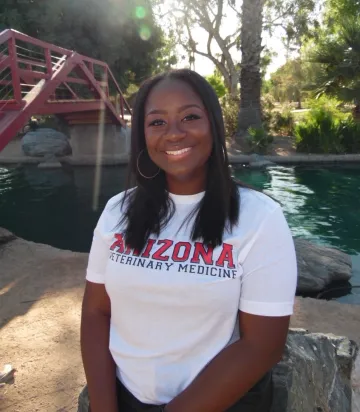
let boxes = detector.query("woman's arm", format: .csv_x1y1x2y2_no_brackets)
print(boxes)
165,312,289,412
81,281,117,412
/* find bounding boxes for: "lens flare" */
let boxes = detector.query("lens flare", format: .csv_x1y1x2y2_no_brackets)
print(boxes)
139,25,151,41
135,6,146,19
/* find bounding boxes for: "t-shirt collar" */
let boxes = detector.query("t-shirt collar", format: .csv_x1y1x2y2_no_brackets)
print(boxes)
168,191,205,204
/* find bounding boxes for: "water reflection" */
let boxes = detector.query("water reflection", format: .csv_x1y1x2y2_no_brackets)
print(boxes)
1,164,359,303
235,165,360,255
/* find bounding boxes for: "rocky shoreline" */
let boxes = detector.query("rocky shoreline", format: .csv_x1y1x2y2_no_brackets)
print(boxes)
1,135,360,167
1,227,359,410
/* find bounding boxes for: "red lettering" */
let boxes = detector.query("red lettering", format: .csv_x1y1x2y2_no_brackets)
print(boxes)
124,244,132,255
152,239,173,261
141,238,156,258
172,242,191,262
216,243,235,268
110,233,125,253
190,242,214,265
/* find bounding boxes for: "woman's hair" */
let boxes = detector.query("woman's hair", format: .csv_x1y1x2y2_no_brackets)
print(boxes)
120,69,240,252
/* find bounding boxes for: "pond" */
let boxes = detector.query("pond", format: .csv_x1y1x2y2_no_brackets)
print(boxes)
0,164,359,304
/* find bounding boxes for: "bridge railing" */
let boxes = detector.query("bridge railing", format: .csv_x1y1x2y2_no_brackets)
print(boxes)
0,29,131,120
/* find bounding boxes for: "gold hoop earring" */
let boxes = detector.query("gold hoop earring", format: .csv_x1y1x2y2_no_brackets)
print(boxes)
137,149,160,179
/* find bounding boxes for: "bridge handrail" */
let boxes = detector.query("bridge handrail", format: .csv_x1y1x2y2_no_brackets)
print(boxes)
0,28,131,117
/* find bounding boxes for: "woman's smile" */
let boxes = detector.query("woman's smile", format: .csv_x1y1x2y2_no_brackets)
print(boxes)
164,146,193,159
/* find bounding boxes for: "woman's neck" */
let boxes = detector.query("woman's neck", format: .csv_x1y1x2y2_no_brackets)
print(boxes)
166,170,207,195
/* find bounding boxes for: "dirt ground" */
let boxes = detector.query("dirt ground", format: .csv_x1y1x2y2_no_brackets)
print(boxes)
1,232,360,412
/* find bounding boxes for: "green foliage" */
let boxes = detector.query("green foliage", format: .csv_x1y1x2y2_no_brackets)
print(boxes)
0,0,167,89
337,119,360,153
306,96,350,120
271,109,295,135
323,0,360,33
264,0,318,55
307,16,360,102
220,96,239,139
206,73,227,99
261,94,276,111
152,30,178,74
269,58,307,106
294,108,360,154
246,127,274,154
125,83,140,98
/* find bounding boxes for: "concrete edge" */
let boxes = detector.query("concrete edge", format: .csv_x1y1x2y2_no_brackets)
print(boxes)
1,154,360,166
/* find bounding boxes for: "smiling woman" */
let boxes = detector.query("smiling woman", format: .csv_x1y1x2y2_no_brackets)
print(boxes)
80,70,297,412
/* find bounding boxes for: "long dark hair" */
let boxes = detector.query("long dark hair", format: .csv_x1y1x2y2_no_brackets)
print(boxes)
121,69,240,252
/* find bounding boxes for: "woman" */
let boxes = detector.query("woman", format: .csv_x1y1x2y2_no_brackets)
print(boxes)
81,69,297,412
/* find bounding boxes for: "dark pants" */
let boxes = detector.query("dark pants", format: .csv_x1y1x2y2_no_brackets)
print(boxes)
115,371,273,412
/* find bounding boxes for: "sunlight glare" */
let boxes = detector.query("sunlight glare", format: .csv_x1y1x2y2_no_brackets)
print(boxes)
139,25,152,41
135,6,147,19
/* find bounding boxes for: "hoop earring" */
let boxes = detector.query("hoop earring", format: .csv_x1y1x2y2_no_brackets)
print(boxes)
137,149,160,179
222,145,227,160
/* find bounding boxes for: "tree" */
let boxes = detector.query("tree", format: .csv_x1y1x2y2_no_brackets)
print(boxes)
263,0,319,58
322,0,360,33
308,17,360,103
236,0,266,138
0,0,167,88
152,30,178,74
269,58,307,107
157,0,242,96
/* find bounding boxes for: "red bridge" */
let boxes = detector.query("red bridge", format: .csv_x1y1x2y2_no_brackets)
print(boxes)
0,29,131,152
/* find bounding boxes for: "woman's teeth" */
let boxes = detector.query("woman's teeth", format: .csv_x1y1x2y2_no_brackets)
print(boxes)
165,148,192,156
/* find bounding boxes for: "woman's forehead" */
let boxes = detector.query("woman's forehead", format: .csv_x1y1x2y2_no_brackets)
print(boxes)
145,78,203,111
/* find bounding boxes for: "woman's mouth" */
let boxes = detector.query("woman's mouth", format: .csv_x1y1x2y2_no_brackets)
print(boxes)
165,147,192,157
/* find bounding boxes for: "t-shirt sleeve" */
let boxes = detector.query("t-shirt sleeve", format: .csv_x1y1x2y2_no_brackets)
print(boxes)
239,206,297,317
86,207,111,284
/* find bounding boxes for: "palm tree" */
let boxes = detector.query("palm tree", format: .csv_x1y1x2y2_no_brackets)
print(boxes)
309,17,360,105
236,0,266,140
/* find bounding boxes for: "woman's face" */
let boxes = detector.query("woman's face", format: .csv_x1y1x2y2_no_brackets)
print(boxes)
144,78,213,184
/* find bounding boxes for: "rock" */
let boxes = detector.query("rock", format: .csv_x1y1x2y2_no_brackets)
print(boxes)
37,160,63,169
352,353,360,412
295,239,352,293
78,385,90,412
248,154,276,169
76,329,358,412
22,128,71,157
272,329,358,412
0,227,16,245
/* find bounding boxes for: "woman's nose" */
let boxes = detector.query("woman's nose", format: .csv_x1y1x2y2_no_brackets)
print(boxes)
166,122,186,141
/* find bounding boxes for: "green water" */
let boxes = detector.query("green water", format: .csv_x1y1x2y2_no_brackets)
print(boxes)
0,164,359,304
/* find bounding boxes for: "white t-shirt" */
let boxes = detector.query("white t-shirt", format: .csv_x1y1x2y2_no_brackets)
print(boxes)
86,187,297,405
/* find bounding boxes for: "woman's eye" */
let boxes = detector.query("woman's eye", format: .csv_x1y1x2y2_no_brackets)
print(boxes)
183,114,200,122
149,119,166,127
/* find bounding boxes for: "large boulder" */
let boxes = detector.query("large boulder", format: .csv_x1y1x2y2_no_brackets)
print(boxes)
294,239,352,293
272,329,358,412
248,153,276,169
22,128,71,157
0,227,16,245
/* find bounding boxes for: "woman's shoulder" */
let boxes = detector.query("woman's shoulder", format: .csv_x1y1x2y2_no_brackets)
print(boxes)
238,186,280,214
235,186,281,232
101,187,136,220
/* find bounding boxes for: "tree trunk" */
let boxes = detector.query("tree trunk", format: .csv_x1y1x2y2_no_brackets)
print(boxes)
224,72,239,97
236,0,265,141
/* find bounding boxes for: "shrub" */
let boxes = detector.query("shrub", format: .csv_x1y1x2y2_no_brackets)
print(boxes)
246,126,274,154
338,118,360,153
261,94,276,111
306,96,350,121
206,73,227,98
221,95,239,139
294,108,345,153
271,109,295,135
